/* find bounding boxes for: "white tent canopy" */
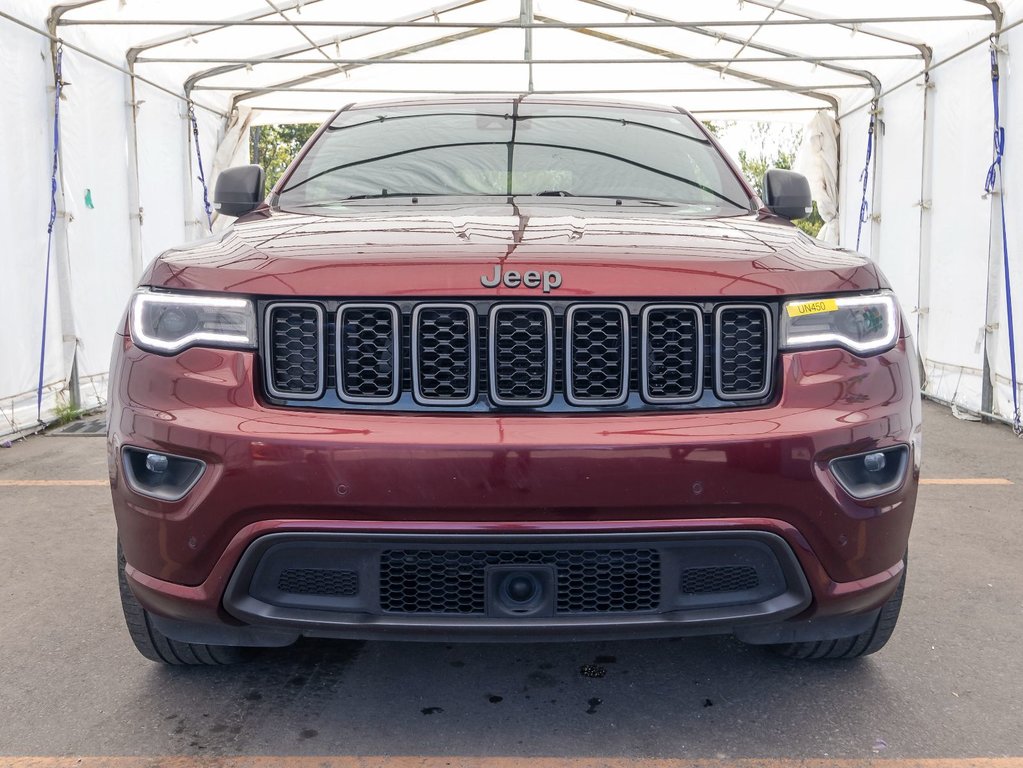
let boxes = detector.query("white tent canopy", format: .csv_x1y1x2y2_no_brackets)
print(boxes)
1,0,1021,436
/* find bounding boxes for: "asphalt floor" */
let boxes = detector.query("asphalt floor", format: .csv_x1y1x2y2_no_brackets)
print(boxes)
0,400,1020,765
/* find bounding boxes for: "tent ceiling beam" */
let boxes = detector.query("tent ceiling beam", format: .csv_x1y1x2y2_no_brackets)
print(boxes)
55,16,994,29
738,0,933,66
538,19,840,110
181,0,484,94
248,105,831,115
962,0,1004,29
137,54,923,65
522,0,535,92
261,0,346,78
125,0,327,64
224,26,506,107
577,0,881,98
0,7,227,116
192,84,866,94
47,0,100,39
837,12,1023,120
716,0,785,79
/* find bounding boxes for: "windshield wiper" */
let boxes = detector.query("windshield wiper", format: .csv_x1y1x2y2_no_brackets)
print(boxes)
520,193,678,207
338,192,439,201
289,193,444,207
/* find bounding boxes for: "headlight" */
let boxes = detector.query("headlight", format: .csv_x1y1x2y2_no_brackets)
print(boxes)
130,288,256,354
780,291,899,355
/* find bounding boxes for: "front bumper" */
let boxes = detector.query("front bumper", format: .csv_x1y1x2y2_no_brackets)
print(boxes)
109,335,921,643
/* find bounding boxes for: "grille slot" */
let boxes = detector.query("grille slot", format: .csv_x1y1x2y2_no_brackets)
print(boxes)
489,304,554,406
278,568,359,596
412,304,477,405
681,565,760,594
641,304,703,403
264,303,324,399
379,548,661,614
715,304,772,399
337,303,400,403
566,304,629,405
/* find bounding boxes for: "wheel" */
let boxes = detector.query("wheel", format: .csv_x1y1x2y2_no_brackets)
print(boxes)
117,541,250,665
770,556,907,660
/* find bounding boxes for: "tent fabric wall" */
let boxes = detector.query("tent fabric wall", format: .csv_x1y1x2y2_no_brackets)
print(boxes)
834,24,1023,423
993,22,1023,424
0,3,64,435
1,0,1022,437
920,44,994,411
835,19,1023,424
1,0,228,435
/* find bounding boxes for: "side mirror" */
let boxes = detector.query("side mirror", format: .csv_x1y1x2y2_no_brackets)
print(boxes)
213,165,265,218
763,168,812,220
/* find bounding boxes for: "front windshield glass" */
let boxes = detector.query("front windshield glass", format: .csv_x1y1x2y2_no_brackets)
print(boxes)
276,102,752,214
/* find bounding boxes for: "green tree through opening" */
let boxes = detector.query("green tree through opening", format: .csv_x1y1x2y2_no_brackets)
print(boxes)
251,123,319,191
703,121,824,238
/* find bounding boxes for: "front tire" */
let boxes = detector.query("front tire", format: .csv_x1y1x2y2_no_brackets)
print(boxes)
770,557,907,660
117,541,250,665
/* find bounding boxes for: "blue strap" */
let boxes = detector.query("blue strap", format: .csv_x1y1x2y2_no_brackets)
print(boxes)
855,102,877,252
188,103,213,232
36,44,63,423
983,43,1021,435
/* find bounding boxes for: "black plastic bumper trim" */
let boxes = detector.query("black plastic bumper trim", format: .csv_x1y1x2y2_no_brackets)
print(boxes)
222,531,812,641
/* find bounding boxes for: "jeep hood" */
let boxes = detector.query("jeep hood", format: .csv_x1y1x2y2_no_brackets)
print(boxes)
144,202,881,297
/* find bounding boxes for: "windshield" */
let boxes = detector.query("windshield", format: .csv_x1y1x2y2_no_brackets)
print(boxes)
275,102,753,213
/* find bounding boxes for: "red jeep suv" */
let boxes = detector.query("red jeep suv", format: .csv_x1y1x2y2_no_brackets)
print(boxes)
108,98,920,665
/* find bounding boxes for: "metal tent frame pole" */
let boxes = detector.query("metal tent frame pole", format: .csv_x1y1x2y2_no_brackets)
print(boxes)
137,54,925,66
182,0,501,99
55,15,995,29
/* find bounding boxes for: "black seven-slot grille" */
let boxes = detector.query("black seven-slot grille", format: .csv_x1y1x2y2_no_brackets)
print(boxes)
261,300,774,411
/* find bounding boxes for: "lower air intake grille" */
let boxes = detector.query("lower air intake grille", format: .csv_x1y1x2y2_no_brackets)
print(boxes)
277,568,359,596
681,565,760,594
379,548,661,615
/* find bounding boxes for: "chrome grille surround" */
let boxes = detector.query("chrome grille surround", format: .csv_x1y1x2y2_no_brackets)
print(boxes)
336,302,400,404
488,303,555,407
411,302,478,406
565,303,629,406
264,302,325,400
714,304,773,400
640,304,703,404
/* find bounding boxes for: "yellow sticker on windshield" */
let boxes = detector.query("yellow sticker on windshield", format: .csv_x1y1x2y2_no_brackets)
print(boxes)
786,299,839,318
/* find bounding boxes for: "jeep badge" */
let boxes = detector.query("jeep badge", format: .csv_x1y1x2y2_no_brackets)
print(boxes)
480,266,562,293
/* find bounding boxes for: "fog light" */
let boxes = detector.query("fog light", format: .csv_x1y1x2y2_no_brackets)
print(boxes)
830,446,909,500
863,452,887,473
122,447,205,502
145,453,169,474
